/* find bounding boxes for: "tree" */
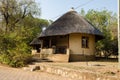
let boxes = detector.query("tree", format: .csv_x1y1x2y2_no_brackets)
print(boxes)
80,9,118,58
19,15,49,43
80,8,85,16
118,1,120,69
0,0,49,67
0,0,40,33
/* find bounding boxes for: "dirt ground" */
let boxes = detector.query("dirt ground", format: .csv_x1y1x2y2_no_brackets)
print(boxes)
0,58,120,78
0,65,74,80
39,58,120,78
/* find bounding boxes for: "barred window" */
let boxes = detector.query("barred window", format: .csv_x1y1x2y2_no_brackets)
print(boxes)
82,36,89,48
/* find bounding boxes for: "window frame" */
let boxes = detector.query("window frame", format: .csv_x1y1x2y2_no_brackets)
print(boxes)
81,36,89,48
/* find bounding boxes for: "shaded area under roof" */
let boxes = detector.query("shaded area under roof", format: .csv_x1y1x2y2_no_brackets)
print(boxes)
38,11,103,38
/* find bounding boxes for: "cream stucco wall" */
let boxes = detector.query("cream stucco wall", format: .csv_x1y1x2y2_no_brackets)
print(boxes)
69,33,95,56
56,36,68,47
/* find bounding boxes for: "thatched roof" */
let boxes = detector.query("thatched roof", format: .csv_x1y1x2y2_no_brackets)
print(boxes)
30,38,41,46
39,11,103,38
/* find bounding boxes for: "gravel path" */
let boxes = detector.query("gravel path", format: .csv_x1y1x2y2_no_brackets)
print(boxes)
0,66,72,80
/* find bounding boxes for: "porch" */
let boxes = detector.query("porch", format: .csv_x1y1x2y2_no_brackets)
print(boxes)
31,35,70,62
32,48,70,62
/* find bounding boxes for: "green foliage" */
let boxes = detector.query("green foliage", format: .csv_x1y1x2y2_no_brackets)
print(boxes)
20,16,49,38
80,9,118,57
0,0,40,32
0,53,32,67
0,54,11,65
0,17,49,67
0,0,49,67
0,31,33,67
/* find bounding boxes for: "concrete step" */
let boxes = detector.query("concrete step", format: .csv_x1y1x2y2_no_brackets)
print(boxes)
47,54,69,62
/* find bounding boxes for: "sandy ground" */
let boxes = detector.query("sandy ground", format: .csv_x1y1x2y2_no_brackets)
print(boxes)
0,59,120,79
38,60,120,78
0,65,74,80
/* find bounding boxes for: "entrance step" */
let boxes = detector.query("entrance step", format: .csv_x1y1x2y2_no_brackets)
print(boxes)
47,54,69,62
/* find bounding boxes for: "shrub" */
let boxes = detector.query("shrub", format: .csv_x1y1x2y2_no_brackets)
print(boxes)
0,32,33,67
0,54,11,65
0,53,33,67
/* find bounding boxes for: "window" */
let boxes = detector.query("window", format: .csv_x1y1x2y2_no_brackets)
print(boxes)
82,36,89,48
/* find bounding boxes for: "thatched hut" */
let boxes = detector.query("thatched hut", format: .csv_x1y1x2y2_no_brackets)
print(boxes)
31,10,103,62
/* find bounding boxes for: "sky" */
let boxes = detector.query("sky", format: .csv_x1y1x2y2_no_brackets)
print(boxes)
36,0,118,21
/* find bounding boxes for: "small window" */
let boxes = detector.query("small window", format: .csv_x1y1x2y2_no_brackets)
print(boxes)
82,36,89,48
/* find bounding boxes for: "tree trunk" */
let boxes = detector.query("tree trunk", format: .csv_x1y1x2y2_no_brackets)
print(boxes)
118,0,120,69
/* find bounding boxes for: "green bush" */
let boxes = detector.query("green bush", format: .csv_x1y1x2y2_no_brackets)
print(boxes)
0,53,33,67
0,54,11,65
0,31,33,67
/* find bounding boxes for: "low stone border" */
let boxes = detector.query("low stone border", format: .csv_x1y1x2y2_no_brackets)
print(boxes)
38,64,118,80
